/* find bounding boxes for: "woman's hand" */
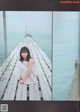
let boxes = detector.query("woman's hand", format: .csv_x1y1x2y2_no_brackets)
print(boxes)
18,77,24,84
19,79,24,84
18,76,22,80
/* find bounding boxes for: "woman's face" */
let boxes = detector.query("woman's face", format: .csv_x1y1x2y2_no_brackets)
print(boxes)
21,51,28,59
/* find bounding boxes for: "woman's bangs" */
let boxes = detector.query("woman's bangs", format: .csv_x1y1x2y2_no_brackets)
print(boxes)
21,49,27,53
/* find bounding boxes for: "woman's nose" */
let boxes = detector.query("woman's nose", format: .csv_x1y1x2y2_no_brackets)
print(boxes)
22,54,25,56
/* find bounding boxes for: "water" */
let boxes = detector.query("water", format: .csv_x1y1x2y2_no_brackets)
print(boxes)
0,11,52,66
33,32,52,59
0,11,79,100
0,32,52,66
53,12,79,100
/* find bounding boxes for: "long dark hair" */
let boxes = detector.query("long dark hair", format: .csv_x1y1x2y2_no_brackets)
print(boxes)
19,47,31,62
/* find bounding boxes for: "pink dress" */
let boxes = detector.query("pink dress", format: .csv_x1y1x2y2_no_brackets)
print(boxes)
15,60,38,85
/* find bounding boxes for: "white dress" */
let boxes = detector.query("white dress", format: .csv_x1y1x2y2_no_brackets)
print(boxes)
15,60,38,85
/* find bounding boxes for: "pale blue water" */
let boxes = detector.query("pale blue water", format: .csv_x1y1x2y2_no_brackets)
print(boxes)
0,11,52,66
0,11,79,101
53,12,79,100
0,32,51,66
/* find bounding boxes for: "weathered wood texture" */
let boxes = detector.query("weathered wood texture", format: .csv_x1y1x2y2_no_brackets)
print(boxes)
0,36,52,101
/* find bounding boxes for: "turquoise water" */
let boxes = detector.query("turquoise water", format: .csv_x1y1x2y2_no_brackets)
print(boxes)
0,32,52,66
0,11,79,101
0,11,52,66
53,12,79,100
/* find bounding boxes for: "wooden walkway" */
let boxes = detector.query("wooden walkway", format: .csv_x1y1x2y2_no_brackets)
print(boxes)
0,36,52,101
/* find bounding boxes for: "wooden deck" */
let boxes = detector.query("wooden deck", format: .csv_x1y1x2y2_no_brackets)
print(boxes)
0,36,52,101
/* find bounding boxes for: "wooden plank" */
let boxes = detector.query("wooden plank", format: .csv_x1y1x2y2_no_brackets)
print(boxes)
9,78,18,100
29,84,40,100
15,43,28,100
15,78,27,101
0,44,20,78
0,57,18,99
2,44,24,100
30,43,51,100
16,83,23,100
1,46,18,69
8,60,22,100
0,37,52,100
2,76,16,100
9,52,27,100
0,44,23,100
0,61,18,99
2,60,19,100
15,75,27,101
27,42,40,100
20,42,28,101
21,84,27,100
0,70,13,99
33,42,51,69
16,42,40,100
32,43,51,87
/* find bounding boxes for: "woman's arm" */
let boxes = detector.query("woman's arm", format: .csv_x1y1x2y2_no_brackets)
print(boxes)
19,58,34,83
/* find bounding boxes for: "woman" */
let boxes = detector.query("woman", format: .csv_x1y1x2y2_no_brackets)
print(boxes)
16,46,38,84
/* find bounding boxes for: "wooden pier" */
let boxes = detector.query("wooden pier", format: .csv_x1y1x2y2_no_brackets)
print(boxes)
0,36,52,101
